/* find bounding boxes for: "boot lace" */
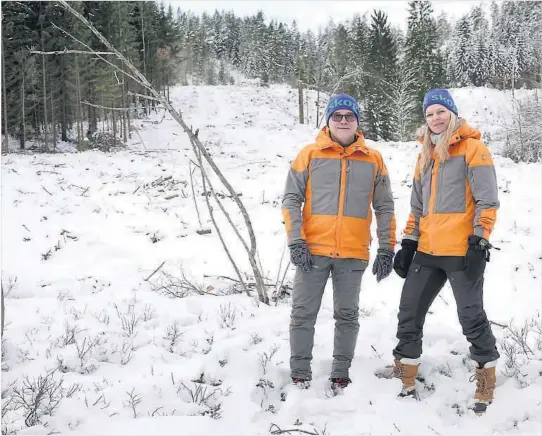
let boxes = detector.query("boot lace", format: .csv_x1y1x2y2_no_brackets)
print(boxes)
393,365,404,380
470,369,489,395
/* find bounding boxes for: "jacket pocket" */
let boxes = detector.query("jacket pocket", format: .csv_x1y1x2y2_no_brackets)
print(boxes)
310,158,341,215
435,155,466,213
344,160,375,219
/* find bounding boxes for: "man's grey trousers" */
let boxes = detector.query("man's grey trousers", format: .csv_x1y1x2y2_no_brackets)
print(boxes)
290,255,368,380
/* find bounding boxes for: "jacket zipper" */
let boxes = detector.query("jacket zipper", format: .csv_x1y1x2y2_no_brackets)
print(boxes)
335,153,348,257
430,159,445,254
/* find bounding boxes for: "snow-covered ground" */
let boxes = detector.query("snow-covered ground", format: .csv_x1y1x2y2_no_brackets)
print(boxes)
1,84,541,435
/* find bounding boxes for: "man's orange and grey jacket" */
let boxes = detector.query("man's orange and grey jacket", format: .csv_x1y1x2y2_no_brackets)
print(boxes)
282,127,396,261
402,120,499,255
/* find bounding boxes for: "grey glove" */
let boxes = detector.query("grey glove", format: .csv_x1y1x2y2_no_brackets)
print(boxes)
372,248,395,282
289,241,313,272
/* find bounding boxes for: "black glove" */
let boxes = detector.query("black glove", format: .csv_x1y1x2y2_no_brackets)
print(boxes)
372,249,394,282
289,241,313,272
393,239,418,279
465,235,494,281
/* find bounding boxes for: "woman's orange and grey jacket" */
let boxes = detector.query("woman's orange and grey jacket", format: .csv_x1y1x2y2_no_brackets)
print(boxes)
403,120,499,256
282,127,396,261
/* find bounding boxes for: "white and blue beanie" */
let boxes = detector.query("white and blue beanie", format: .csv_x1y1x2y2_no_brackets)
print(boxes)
423,89,458,116
325,94,360,125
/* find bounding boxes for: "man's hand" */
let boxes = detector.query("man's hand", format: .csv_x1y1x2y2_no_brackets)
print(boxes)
372,249,394,282
393,239,418,278
289,241,313,272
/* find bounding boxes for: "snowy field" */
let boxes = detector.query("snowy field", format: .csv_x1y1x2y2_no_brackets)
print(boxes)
1,84,541,435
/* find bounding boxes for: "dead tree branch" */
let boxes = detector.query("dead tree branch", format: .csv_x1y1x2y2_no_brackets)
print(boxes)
50,22,149,91
30,49,115,55
127,91,163,103
195,146,251,298
81,100,130,111
189,160,203,228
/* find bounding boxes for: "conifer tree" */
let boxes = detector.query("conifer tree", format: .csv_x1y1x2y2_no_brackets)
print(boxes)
365,10,398,140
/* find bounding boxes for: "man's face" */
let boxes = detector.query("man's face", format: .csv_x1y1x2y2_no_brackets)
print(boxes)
328,110,357,145
425,104,451,134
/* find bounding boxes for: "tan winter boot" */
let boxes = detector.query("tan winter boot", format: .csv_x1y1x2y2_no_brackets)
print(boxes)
393,358,420,397
471,360,497,414
375,358,420,397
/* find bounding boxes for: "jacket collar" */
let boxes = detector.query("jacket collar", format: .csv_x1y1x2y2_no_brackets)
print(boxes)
449,119,481,144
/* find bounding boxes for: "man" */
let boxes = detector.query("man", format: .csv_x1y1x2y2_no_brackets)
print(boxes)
282,93,396,390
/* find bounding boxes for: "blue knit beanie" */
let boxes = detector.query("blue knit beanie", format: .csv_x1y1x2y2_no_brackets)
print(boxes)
325,94,360,125
423,89,458,116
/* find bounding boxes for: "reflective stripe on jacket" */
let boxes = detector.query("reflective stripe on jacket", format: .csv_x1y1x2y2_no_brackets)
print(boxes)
282,127,396,260
403,120,499,256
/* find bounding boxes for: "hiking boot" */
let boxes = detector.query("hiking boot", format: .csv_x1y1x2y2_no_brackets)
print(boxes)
374,358,420,397
393,359,420,397
330,377,351,389
470,360,497,414
291,377,310,389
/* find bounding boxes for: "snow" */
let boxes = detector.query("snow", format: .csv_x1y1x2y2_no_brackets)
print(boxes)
2,84,541,435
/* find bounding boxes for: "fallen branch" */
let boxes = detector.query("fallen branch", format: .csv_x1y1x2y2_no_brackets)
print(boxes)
269,423,320,435
164,194,178,200
42,186,52,196
428,426,442,435
150,268,217,298
203,274,239,282
144,261,166,282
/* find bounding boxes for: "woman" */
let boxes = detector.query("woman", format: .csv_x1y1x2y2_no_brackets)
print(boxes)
383,89,500,414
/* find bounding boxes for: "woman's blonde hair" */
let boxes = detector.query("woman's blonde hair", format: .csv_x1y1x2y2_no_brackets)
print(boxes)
417,112,460,172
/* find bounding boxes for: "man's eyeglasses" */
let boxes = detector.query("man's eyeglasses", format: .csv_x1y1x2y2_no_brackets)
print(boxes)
330,113,357,123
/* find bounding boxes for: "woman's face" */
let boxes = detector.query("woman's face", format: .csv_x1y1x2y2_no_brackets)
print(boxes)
425,104,451,134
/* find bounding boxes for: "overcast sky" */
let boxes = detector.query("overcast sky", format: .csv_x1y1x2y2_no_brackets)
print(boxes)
167,1,493,31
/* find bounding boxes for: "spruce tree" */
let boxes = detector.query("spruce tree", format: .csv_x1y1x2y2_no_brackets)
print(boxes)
404,1,444,125
365,10,398,141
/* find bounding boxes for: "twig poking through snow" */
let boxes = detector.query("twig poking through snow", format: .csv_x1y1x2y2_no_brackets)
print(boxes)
371,345,383,359
124,388,141,419
144,261,166,282
490,320,508,329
